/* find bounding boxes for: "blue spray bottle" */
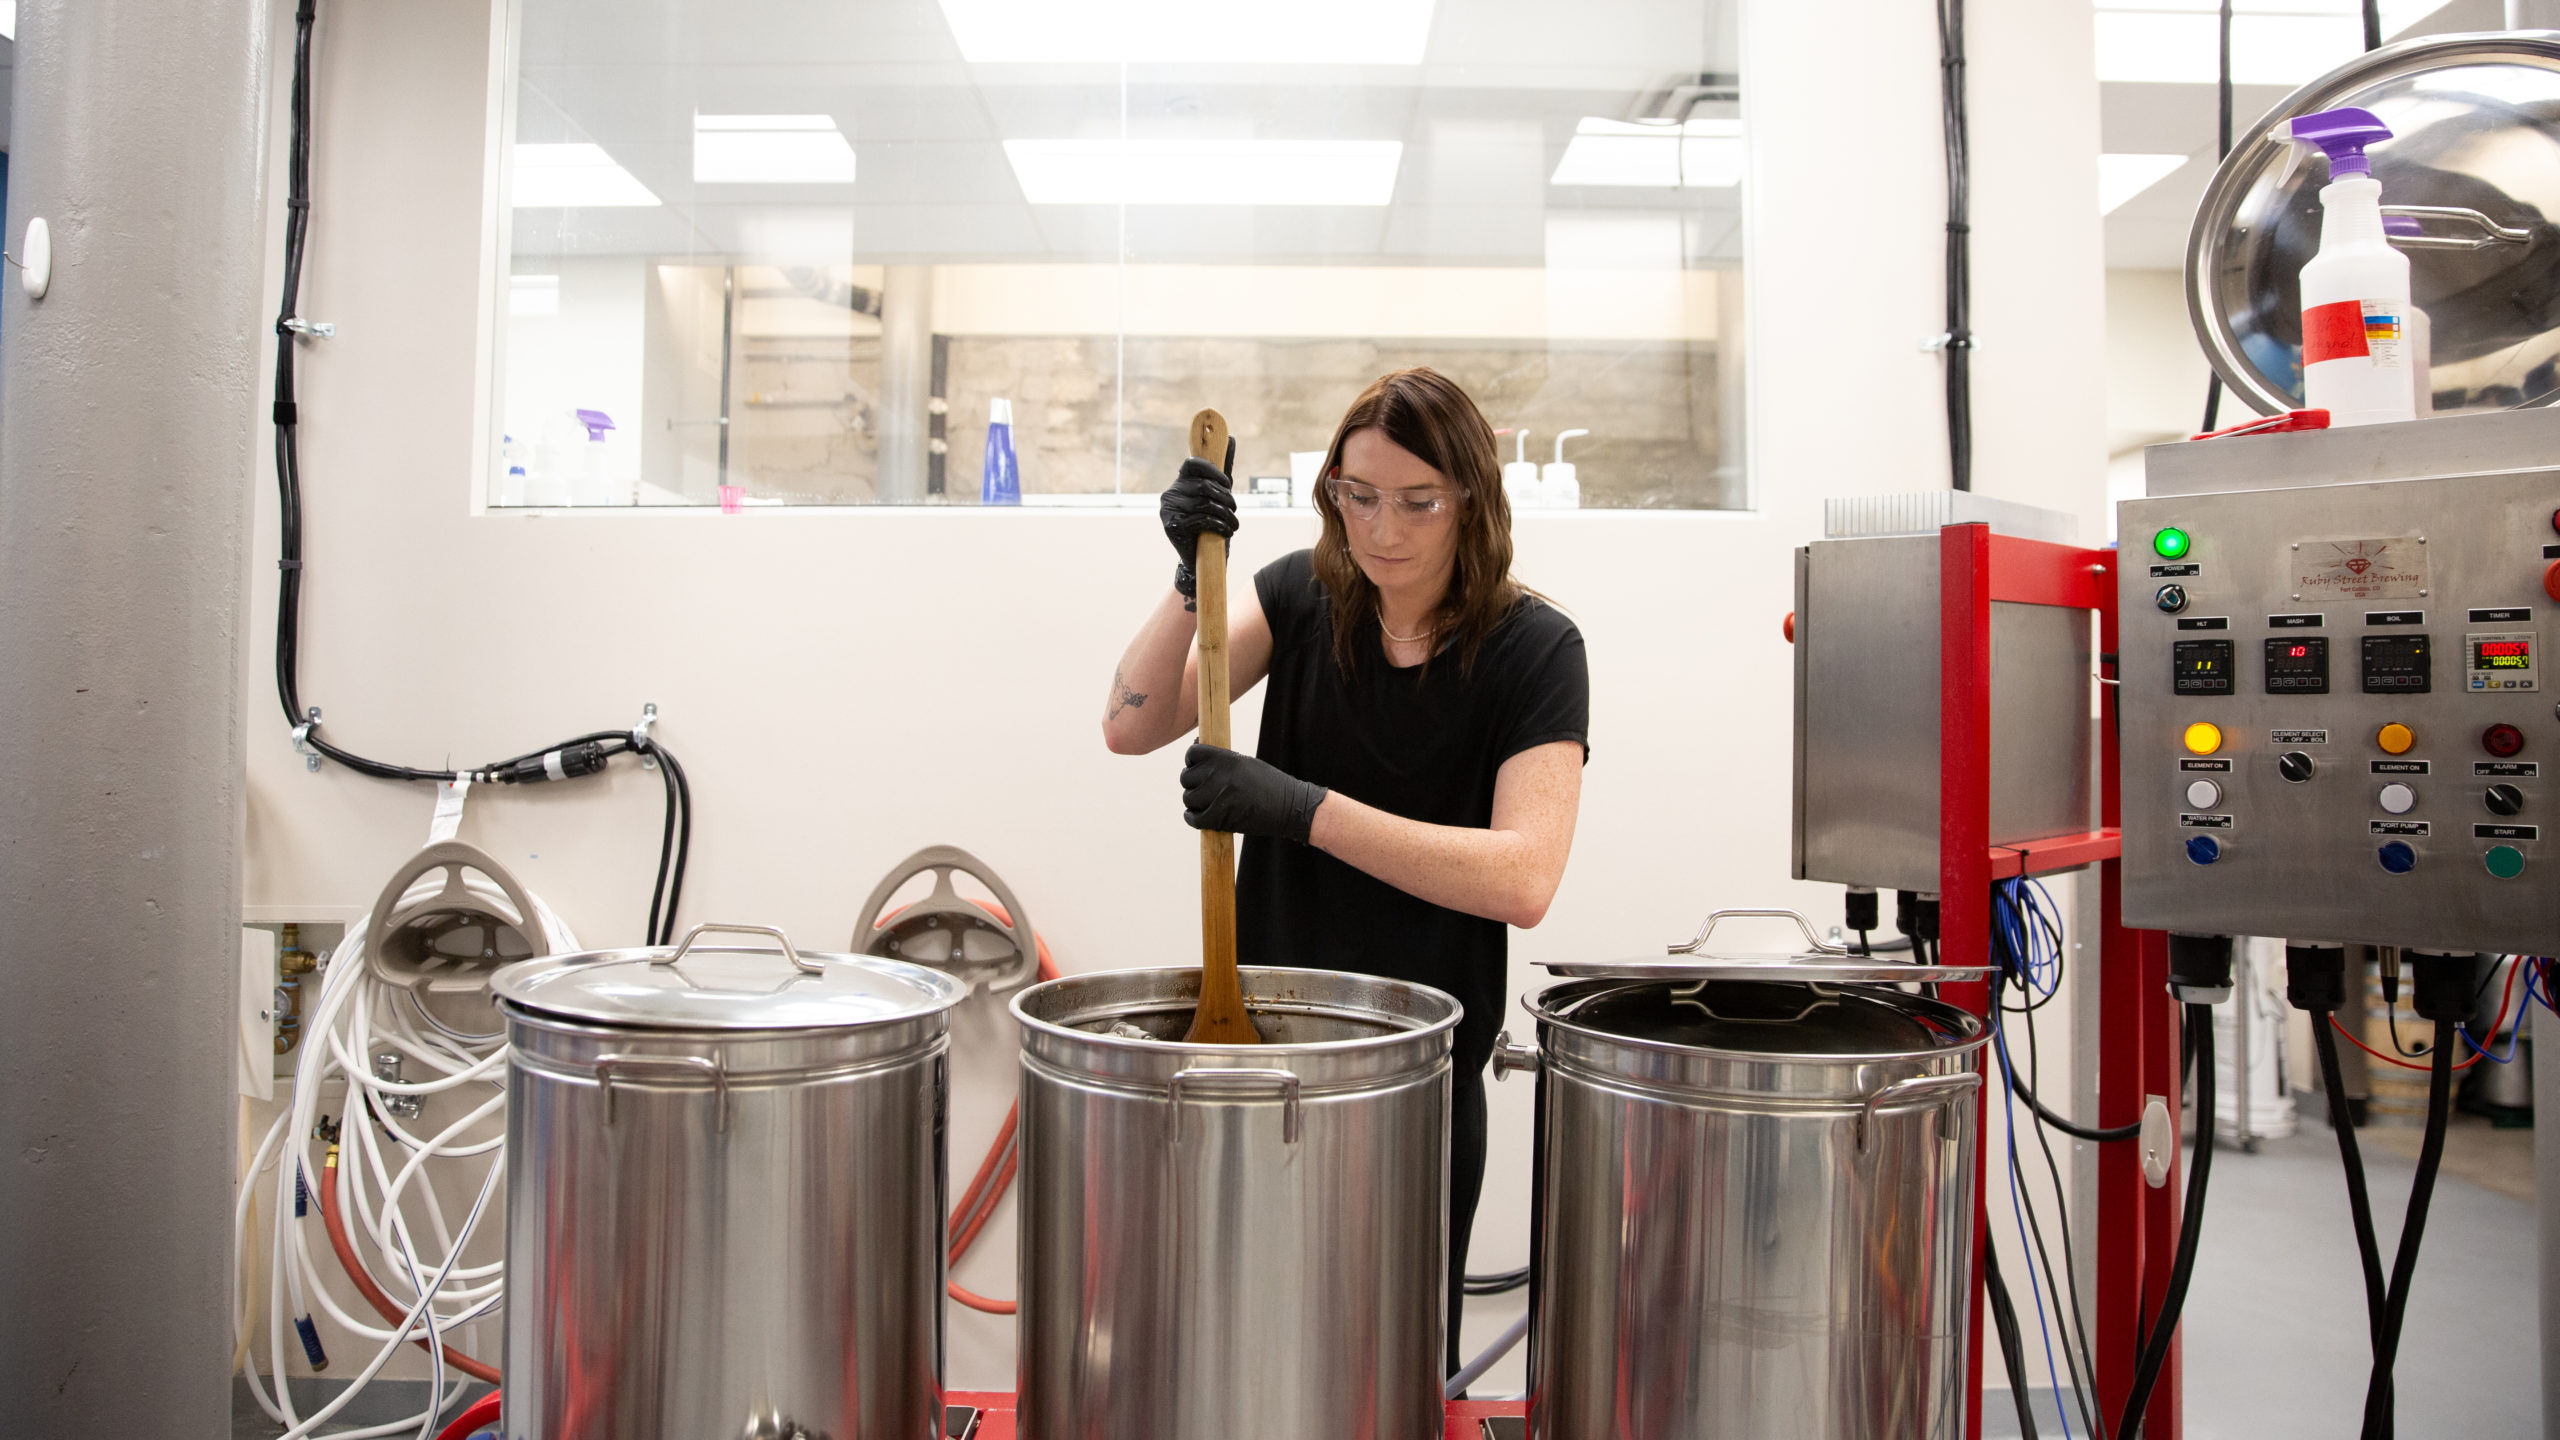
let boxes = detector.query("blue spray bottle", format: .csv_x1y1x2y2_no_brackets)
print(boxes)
981,398,1021,505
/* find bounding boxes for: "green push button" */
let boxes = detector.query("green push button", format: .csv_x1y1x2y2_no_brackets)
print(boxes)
2153,527,2192,560
2486,844,2526,880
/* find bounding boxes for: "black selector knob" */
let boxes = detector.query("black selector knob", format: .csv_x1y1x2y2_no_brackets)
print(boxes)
2278,751,2316,783
2155,584,2190,614
2486,784,2526,816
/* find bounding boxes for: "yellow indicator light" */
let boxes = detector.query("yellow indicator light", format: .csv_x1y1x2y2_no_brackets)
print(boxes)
2183,722,2223,755
2378,723,2415,755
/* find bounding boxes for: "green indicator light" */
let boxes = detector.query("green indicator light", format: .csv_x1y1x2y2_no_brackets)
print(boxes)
2153,527,2192,560
2486,845,2526,880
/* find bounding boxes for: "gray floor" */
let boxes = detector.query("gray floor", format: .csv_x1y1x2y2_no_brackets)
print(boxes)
1984,1118,2540,1439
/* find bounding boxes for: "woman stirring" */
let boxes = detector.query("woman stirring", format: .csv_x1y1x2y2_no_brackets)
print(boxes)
1102,367,1589,1376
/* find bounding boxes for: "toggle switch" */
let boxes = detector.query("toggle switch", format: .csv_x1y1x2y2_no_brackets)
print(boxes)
2185,779,2223,809
2278,751,2316,783
2379,782,2417,814
2186,836,2222,865
2377,722,2415,755
2184,722,2224,756
2378,841,2418,874
2486,784,2525,816
2156,584,2190,615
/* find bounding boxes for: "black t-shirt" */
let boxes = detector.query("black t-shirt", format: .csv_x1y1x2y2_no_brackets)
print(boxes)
1239,549,1590,1075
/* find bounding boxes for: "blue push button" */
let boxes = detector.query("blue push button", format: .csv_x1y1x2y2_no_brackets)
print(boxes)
2186,836,2222,865
2378,841,2418,874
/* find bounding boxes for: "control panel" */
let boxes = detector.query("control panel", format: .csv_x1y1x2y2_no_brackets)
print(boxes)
2120,467,2560,953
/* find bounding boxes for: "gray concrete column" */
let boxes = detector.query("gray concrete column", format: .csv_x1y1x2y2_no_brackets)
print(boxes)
0,0,268,1430
876,263,934,503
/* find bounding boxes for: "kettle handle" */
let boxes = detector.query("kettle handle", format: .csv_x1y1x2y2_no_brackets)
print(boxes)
658,921,821,977
1669,908,1849,957
1856,1071,1979,1152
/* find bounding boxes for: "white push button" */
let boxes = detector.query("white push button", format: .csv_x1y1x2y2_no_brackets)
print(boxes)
2185,779,2223,810
2379,782,2416,815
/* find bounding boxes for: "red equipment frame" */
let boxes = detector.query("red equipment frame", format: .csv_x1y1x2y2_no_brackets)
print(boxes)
1937,522,2180,1440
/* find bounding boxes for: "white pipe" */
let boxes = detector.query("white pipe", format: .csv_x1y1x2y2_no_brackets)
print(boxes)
1445,1310,1532,1399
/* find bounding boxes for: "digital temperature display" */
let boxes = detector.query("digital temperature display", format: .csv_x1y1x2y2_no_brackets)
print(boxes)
2264,635,2330,694
2466,630,2539,691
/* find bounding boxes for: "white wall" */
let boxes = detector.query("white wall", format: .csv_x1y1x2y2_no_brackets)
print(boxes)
241,0,2107,1395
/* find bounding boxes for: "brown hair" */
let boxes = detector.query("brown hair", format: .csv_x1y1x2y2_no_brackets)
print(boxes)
1311,367,1525,678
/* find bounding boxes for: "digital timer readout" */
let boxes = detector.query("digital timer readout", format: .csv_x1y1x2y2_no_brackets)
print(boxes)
2474,639,2532,670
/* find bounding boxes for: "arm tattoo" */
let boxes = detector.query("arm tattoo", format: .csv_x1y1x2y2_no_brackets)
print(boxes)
1107,666,1148,722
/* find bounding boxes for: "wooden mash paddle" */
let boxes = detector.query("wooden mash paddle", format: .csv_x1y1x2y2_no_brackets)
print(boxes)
1182,408,1261,1046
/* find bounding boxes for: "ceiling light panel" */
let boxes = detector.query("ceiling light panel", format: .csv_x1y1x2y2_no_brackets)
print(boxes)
512,144,662,208
694,114,858,184
2099,152,2190,213
1549,118,1744,189
2091,1,2454,85
938,0,1436,65
1004,140,1403,206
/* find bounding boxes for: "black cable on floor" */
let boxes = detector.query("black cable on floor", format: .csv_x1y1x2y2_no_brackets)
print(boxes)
2116,1003,2217,1440
2314,1016,2390,1420
2357,1035,2455,1438
1983,1247,2041,1439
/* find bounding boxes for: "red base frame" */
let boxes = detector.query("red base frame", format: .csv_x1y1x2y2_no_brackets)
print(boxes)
1939,525,2179,1440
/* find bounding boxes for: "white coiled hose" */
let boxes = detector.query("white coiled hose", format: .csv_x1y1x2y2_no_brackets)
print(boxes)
235,863,571,1440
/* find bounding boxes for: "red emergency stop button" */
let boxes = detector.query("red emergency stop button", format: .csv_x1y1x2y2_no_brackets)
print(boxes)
2485,723,2526,758
2545,559,2560,606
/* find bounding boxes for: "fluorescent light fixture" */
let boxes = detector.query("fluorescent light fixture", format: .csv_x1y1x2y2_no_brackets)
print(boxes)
2099,152,2189,213
694,114,858,184
1549,118,1744,189
2091,2,2453,85
509,274,561,317
511,144,661,208
937,0,1435,64
1004,139,1402,205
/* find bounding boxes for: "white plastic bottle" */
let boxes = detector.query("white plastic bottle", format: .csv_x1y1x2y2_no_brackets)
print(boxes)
2288,108,2415,428
1501,429,1540,510
1541,429,1587,510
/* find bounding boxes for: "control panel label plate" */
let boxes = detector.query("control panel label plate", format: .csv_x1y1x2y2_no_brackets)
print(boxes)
2269,613,2324,628
2179,813,2234,830
2477,824,2539,840
2294,538,2426,602
2179,758,2232,772
2370,820,2430,836
2371,760,2430,775
2177,616,2231,631
2470,607,2533,624
2476,762,2539,777
2272,729,2329,744
2150,563,2200,578
2365,610,2426,626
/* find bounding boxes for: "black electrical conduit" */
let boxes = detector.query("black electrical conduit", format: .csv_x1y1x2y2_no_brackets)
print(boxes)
2359,1031,2456,1438
2114,1003,2216,1440
1983,1248,2043,1439
272,0,691,943
1935,0,1972,491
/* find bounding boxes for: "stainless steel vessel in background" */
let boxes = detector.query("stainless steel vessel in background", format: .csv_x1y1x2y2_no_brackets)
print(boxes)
495,923,965,1440
1011,966,1459,1440
1504,914,1989,1440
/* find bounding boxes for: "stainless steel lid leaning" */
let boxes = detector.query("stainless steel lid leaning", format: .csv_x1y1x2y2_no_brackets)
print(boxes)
2187,30,2560,417
491,921,964,1030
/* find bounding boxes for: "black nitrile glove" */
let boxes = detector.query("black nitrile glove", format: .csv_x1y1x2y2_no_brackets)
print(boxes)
1181,743,1327,843
1161,444,1238,612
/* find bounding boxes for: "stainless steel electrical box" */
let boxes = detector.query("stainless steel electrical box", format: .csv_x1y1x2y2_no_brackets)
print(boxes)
1793,523,2094,895
2120,409,2560,953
